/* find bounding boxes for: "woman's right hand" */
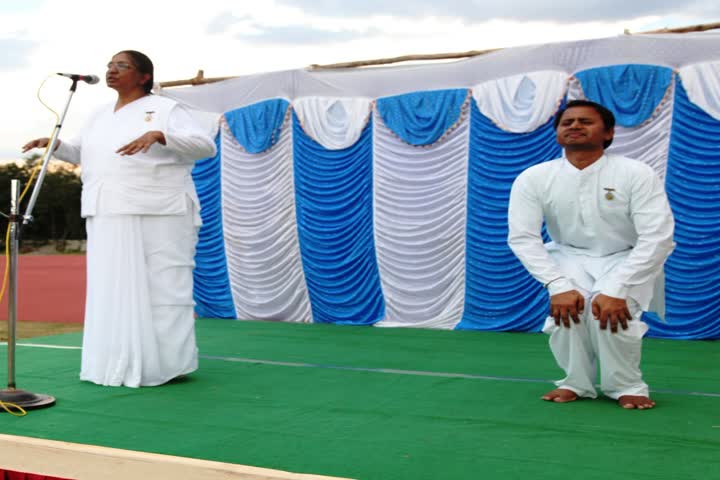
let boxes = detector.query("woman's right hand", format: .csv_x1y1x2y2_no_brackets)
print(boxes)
22,137,60,153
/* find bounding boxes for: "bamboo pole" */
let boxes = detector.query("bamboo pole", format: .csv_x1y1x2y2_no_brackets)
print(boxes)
158,70,237,88
158,21,720,88
637,21,720,34
308,48,500,70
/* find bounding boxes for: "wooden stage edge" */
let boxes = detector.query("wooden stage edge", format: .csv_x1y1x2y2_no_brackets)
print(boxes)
0,433,354,480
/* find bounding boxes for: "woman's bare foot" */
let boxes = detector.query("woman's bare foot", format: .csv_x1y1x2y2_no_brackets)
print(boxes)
618,395,655,409
542,388,578,403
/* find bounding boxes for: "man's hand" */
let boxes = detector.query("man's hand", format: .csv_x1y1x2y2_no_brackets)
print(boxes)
116,131,166,156
591,294,632,333
549,290,585,328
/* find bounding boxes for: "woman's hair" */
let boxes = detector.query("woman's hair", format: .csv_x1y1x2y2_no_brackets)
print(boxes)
117,50,154,94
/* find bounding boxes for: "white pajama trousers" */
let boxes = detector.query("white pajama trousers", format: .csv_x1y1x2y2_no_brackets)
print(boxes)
81,210,199,387
542,249,650,399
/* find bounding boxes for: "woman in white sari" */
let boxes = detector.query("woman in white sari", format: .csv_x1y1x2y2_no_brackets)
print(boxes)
23,50,217,387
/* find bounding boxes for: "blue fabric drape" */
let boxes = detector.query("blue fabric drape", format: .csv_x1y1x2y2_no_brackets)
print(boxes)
192,134,236,319
576,65,673,127
225,99,290,153
194,77,720,340
644,79,720,339
293,113,385,325
457,103,562,331
376,89,468,146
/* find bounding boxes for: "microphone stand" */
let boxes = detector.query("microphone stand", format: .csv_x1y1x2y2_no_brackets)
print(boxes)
0,79,82,411
24,79,79,224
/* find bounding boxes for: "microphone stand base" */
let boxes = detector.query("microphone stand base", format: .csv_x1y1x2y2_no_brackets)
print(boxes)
0,388,56,411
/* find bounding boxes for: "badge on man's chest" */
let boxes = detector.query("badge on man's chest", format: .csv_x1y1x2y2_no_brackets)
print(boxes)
603,187,615,200
144,111,155,122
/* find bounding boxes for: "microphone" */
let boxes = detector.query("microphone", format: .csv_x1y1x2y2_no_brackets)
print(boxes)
56,73,100,84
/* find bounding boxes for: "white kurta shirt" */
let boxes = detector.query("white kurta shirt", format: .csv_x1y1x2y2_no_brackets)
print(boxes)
54,95,216,221
507,154,675,311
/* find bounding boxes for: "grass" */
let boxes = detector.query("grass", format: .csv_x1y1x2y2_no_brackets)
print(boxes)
0,321,83,341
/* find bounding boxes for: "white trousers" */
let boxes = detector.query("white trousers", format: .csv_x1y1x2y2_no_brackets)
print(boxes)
542,248,650,399
81,210,199,387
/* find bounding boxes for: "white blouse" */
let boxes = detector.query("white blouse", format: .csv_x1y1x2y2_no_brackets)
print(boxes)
54,95,216,221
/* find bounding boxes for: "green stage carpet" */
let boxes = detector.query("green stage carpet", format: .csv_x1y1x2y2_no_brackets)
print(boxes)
1,319,718,480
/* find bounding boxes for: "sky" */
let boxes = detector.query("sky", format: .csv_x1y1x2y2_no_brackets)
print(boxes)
0,0,718,162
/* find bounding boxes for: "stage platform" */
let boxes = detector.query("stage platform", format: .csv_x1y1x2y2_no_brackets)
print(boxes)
1,319,718,479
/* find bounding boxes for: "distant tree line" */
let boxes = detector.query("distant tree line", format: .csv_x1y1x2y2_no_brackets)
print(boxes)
0,156,84,249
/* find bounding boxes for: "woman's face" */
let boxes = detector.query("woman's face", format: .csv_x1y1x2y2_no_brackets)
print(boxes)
105,52,150,93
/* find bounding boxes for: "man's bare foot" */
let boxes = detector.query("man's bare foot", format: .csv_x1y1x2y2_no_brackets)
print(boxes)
542,388,578,403
618,395,656,410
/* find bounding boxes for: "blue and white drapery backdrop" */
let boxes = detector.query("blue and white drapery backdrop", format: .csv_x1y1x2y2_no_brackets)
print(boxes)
188,61,720,340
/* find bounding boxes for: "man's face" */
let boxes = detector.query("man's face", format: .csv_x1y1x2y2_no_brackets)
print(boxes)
556,106,613,151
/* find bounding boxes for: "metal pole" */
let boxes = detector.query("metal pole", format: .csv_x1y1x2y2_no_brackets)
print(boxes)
0,79,88,412
0,181,56,410
0,78,86,411
23,81,77,225
7,179,20,389
0,81,87,411
0,76,88,412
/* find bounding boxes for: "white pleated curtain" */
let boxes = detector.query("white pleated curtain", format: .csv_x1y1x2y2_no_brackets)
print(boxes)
197,62,720,339
220,115,313,323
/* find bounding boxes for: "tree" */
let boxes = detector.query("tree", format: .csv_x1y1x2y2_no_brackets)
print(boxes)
0,157,84,249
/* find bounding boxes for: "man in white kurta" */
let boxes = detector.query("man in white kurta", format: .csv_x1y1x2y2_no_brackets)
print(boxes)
53,94,216,387
507,100,675,409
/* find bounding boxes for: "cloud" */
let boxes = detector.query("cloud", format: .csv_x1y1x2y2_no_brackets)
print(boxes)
0,35,36,71
0,147,20,161
235,25,379,45
203,0,720,48
0,0,45,14
205,13,379,46
274,0,720,23
206,11,253,34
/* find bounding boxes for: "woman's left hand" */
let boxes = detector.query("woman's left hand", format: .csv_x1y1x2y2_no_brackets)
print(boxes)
116,131,166,156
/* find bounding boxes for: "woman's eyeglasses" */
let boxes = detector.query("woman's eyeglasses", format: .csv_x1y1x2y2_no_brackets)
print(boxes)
106,62,134,71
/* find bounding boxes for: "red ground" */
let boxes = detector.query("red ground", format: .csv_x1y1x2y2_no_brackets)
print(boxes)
0,255,86,324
